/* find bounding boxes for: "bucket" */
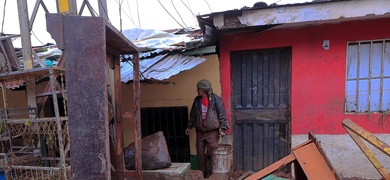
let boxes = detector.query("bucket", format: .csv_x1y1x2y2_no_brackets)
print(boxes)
209,144,232,174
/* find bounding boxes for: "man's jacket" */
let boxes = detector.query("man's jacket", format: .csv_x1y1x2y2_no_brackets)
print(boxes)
188,94,229,132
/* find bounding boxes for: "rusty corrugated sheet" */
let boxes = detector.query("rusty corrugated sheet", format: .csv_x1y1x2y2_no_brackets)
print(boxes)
121,53,206,82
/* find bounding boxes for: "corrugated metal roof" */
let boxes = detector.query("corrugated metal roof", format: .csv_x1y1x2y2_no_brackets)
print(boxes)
122,28,199,51
121,54,206,83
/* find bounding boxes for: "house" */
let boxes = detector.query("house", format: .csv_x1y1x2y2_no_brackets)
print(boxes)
195,0,390,179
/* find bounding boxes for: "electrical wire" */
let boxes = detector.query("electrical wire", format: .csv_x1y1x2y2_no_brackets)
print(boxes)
203,0,212,13
157,0,186,29
171,0,188,30
31,30,44,45
1,0,7,35
114,0,139,28
136,0,141,28
181,0,197,25
126,0,137,26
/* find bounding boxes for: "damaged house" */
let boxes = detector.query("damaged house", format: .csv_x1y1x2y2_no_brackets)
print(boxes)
194,0,390,179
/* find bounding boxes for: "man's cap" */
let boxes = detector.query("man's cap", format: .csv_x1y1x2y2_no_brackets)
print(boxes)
196,79,212,90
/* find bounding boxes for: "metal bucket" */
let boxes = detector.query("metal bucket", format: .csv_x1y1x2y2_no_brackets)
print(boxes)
209,144,232,174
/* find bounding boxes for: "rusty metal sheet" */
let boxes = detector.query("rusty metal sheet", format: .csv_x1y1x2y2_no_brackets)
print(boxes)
245,134,339,180
245,153,296,180
292,142,337,180
46,14,65,50
63,16,111,180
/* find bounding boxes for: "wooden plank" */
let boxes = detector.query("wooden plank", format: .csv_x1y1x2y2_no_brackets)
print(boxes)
345,128,390,180
342,118,390,156
114,54,125,180
243,123,253,170
233,123,243,171
17,0,33,70
245,153,296,180
292,142,337,180
0,67,65,81
133,52,142,179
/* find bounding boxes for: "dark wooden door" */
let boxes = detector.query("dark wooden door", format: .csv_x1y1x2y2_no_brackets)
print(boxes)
231,48,291,172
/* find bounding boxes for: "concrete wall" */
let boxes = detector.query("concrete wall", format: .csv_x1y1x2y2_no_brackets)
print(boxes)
218,17,390,178
121,54,221,155
292,134,390,179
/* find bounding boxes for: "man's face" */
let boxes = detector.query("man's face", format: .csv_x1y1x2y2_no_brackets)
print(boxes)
197,88,207,97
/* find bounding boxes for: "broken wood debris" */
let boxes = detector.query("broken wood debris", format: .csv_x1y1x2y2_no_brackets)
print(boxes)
245,132,339,180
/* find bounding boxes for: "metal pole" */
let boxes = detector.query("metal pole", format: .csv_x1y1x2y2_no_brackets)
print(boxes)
68,0,77,15
49,68,67,179
98,0,109,19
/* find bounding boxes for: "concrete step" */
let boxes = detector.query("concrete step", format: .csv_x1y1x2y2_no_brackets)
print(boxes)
206,173,230,180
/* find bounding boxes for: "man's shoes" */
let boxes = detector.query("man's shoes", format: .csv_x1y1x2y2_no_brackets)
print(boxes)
203,172,210,178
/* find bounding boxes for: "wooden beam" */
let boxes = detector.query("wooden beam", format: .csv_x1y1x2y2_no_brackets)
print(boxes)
17,0,33,69
113,54,125,180
133,52,142,179
342,119,390,180
17,0,36,118
342,118,390,156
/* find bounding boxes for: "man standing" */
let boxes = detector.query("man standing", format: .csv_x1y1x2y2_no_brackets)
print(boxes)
185,79,229,178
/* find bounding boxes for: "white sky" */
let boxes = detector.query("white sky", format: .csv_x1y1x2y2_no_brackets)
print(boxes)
0,0,309,47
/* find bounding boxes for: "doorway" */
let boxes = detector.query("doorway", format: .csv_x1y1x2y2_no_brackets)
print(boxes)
231,47,292,172
141,106,190,162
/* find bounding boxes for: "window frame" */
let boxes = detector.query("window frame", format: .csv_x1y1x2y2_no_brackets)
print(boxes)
345,39,390,114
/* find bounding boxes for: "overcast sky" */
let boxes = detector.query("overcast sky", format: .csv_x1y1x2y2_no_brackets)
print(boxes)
0,0,309,47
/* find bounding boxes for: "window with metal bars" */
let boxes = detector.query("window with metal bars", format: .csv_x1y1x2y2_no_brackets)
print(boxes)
346,40,390,113
140,106,190,162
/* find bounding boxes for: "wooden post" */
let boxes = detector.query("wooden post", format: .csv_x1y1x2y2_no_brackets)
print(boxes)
17,0,37,117
133,53,142,179
114,54,125,180
17,0,33,69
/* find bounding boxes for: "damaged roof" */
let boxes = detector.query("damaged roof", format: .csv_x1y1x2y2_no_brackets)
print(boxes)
197,0,390,45
121,53,206,82
122,28,202,52
119,27,211,83
12,27,211,84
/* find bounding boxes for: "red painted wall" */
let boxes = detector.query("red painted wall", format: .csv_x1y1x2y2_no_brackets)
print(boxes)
220,18,390,135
